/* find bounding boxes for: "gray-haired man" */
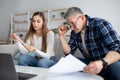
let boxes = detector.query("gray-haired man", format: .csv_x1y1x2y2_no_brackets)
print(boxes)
58,7,120,80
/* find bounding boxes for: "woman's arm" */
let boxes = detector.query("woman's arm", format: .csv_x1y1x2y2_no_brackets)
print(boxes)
12,33,28,54
16,42,28,54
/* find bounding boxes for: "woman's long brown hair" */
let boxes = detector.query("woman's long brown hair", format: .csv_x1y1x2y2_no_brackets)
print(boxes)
24,12,49,53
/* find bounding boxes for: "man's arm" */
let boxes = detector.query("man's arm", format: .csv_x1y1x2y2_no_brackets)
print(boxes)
58,25,71,54
59,35,71,54
83,51,120,74
104,51,120,65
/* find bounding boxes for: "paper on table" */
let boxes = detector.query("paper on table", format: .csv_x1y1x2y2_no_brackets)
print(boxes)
49,54,87,74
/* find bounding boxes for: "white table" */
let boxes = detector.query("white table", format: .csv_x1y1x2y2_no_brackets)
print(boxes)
15,65,48,80
15,65,104,80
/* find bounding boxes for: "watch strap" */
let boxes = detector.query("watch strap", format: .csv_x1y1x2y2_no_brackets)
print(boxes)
101,59,108,69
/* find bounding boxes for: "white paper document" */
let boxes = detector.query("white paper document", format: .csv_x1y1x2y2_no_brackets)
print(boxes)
49,54,87,74
46,72,103,80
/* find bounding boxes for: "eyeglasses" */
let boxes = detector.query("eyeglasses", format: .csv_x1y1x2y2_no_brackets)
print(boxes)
66,16,81,29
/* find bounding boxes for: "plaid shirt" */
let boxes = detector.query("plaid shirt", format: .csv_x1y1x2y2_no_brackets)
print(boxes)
68,15,120,61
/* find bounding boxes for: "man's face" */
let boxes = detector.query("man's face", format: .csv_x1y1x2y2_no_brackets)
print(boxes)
67,14,85,33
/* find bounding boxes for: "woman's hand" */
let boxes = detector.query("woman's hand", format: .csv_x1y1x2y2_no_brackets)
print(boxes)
83,60,103,74
24,45,37,52
11,33,20,42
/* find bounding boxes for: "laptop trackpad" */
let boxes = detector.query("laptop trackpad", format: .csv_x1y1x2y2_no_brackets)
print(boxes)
17,72,37,80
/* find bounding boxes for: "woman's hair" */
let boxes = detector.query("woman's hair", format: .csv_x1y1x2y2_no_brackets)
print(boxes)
24,12,49,53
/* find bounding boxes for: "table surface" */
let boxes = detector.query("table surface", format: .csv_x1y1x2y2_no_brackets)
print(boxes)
15,65,104,80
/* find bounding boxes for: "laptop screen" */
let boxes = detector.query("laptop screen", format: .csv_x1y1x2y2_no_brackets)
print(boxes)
0,53,19,80
0,53,37,80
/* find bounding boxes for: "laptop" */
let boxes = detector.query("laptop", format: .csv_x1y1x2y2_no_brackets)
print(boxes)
0,53,37,80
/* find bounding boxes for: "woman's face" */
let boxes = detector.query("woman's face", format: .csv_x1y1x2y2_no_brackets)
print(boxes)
32,15,43,31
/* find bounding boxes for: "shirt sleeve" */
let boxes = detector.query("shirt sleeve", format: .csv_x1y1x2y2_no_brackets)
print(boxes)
35,31,55,59
16,37,31,54
68,31,78,55
16,42,28,54
99,20,120,54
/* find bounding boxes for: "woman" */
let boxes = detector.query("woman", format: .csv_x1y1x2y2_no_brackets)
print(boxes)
12,12,56,68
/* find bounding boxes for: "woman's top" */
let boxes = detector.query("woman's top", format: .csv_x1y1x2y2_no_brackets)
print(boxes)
16,31,55,59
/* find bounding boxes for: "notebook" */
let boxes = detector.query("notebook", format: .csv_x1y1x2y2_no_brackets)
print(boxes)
0,53,37,80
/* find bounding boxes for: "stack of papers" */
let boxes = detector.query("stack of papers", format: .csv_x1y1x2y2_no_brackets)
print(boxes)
48,54,104,80
49,54,86,74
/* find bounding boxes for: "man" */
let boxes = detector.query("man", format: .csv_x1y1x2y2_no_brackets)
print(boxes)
58,7,120,80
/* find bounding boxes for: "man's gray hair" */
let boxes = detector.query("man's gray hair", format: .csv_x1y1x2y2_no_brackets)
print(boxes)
64,7,83,19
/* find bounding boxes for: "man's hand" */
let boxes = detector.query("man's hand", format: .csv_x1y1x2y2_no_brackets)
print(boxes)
83,60,103,74
57,25,68,36
24,45,37,52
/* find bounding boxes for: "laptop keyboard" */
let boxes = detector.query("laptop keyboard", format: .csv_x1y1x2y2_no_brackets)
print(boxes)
17,72,37,80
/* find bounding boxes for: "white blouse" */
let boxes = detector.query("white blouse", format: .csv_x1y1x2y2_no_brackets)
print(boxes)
16,31,55,59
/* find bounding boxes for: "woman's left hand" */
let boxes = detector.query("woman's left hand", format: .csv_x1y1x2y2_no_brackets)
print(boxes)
83,60,103,74
24,45,37,52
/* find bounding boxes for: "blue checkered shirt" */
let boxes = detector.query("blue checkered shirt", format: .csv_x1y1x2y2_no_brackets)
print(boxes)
68,15,120,61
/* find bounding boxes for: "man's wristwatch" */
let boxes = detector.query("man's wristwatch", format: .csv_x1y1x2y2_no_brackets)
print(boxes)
101,59,108,69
